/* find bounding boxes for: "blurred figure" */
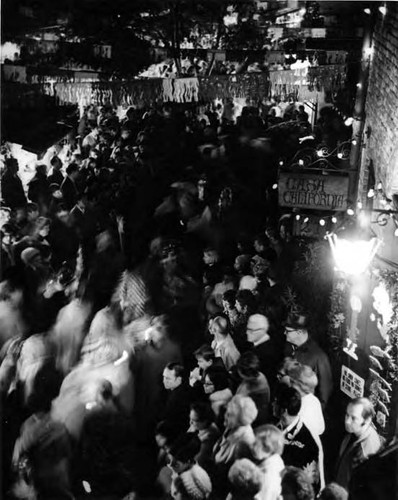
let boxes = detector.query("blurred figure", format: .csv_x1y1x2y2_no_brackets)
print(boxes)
28,164,50,214
77,379,136,499
132,314,182,441
61,163,79,210
1,158,26,210
12,366,73,500
210,315,240,370
47,156,64,187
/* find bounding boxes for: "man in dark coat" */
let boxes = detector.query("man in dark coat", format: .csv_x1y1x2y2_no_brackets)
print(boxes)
61,163,79,210
275,385,320,490
28,164,51,213
1,158,27,209
284,313,333,409
246,313,281,394
160,362,194,434
335,398,383,490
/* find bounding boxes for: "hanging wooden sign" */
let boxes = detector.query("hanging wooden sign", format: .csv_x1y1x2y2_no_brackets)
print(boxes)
278,172,349,211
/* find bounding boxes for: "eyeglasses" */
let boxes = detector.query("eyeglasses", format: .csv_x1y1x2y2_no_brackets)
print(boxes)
247,327,264,333
203,381,214,386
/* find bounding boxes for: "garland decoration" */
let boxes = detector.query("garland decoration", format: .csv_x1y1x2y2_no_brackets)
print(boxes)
327,277,349,357
368,270,398,434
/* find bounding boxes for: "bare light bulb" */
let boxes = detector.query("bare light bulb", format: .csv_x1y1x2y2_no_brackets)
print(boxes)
319,219,326,226
295,215,301,221
332,217,337,224
298,159,304,166
304,217,309,223
272,183,278,190
367,189,375,198
347,208,355,216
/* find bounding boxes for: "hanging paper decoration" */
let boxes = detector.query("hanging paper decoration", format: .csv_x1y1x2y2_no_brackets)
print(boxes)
5,65,346,109
198,73,269,101
307,64,347,94
163,77,199,103
269,67,308,100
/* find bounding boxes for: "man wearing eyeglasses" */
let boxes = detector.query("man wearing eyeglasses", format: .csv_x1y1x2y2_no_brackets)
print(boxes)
246,314,282,393
284,313,333,410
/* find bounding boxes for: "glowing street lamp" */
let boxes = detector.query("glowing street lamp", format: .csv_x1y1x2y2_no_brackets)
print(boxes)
327,234,382,276
327,233,382,360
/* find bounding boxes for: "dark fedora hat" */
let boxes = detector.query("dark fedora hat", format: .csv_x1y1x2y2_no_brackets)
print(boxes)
285,312,308,329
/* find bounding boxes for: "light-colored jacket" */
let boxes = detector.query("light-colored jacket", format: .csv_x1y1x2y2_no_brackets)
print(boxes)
212,334,240,370
213,425,255,466
209,388,233,417
257,453,285,500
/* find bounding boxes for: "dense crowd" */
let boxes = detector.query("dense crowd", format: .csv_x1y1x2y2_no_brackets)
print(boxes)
0,100,384,500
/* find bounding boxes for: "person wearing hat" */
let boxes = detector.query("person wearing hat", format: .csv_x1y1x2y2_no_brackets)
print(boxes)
284,313,333,409
246,314,281,394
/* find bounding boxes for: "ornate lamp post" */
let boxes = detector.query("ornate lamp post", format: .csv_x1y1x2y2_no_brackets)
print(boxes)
327,233,382,359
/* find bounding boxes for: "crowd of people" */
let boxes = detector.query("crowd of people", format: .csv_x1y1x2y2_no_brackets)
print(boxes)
0,99,384,500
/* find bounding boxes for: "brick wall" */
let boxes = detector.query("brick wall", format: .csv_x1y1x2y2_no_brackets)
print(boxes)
365,3,398,199
363,3,398,264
